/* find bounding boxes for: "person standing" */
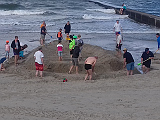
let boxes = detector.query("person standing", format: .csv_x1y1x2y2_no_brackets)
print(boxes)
69,35,76,58
116,33,122,57
68,44,81,74
57,28,63,41
64,21,71,35
34,47,44,78
57,41,63,61
11,36,21,66
113,20,122,40
40,21,45,28
123,48,134,76
84,56,98,81
5,40,10,60
141,48,154,74
40,23,46,46
156,33,160,50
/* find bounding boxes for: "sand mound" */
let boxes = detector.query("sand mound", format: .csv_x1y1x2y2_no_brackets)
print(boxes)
3,40,140,80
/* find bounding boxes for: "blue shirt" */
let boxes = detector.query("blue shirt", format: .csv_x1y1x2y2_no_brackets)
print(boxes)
157,36,160,48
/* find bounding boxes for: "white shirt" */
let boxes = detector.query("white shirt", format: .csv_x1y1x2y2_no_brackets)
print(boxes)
34,51,44,64
117,34,122,44
114,23,122,32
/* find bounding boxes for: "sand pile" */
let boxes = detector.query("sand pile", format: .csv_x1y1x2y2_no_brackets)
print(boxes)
3,40,140,80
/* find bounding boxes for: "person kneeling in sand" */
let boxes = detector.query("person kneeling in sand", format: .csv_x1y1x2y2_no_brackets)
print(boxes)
84,56,98,81
34,47,44,77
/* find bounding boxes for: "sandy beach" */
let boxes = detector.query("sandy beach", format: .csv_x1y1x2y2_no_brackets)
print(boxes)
1,40,160,120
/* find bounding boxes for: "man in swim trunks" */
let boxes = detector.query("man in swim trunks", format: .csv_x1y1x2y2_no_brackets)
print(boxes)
34,47,44,77
84,56,98,81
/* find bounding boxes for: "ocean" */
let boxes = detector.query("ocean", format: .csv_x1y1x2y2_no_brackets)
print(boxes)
0,0,160,72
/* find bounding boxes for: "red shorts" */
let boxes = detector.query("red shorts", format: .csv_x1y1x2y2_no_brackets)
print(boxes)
35,62,43,71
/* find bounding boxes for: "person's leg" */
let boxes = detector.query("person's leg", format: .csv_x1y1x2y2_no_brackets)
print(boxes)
130,70,133,75
14,55,18,65
39,71,43,77
142,65,146,74
69,65,74,74
127,70,130,76
76,66,78,74
146,68,150,73
84,70,89,81
88,69,93,80
36,70,39,77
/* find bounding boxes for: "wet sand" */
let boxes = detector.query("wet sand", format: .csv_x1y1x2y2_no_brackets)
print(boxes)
1,40,160,120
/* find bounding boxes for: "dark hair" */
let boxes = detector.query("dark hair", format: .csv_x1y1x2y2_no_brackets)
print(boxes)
145,48,149,52
69,35,73,39
58,41,61,44
15,36,18,39
21,44,28,50
39,47,42,51
156,33,160,36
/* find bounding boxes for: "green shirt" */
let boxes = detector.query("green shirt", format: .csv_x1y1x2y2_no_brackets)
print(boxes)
69,39,75,49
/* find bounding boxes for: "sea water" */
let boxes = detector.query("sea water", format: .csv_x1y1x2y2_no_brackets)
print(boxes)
0,0,160,72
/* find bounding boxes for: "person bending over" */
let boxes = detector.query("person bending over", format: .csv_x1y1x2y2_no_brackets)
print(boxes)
84,56,98,81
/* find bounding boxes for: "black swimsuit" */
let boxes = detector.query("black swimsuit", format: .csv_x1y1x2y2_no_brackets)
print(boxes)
85,64,92,70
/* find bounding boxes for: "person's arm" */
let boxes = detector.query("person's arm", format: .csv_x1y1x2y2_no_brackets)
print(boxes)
92,60,97,72
123,58,126,68
9,46,10,52
141,58,143,64
41,57,44,66
64,25,66,33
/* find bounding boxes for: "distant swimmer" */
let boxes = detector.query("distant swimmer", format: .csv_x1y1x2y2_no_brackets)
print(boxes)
156,33,160,50
120,3,126,15
113,20,122,40
64,21,71,35
84,56,98,81
141,48,154,74
123,48,134,76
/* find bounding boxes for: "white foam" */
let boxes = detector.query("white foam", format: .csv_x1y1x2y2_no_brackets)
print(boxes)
82,14,128,20
0,10,45,16
86,9,115,14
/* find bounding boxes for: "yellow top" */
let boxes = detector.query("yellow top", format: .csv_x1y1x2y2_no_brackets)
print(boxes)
66,37,70,40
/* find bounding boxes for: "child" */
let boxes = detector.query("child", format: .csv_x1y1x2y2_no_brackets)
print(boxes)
66,33,70,41
19,44,28,59
57,41,63,61
5,40,10,59
57,28,63,41
0,57,6,71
